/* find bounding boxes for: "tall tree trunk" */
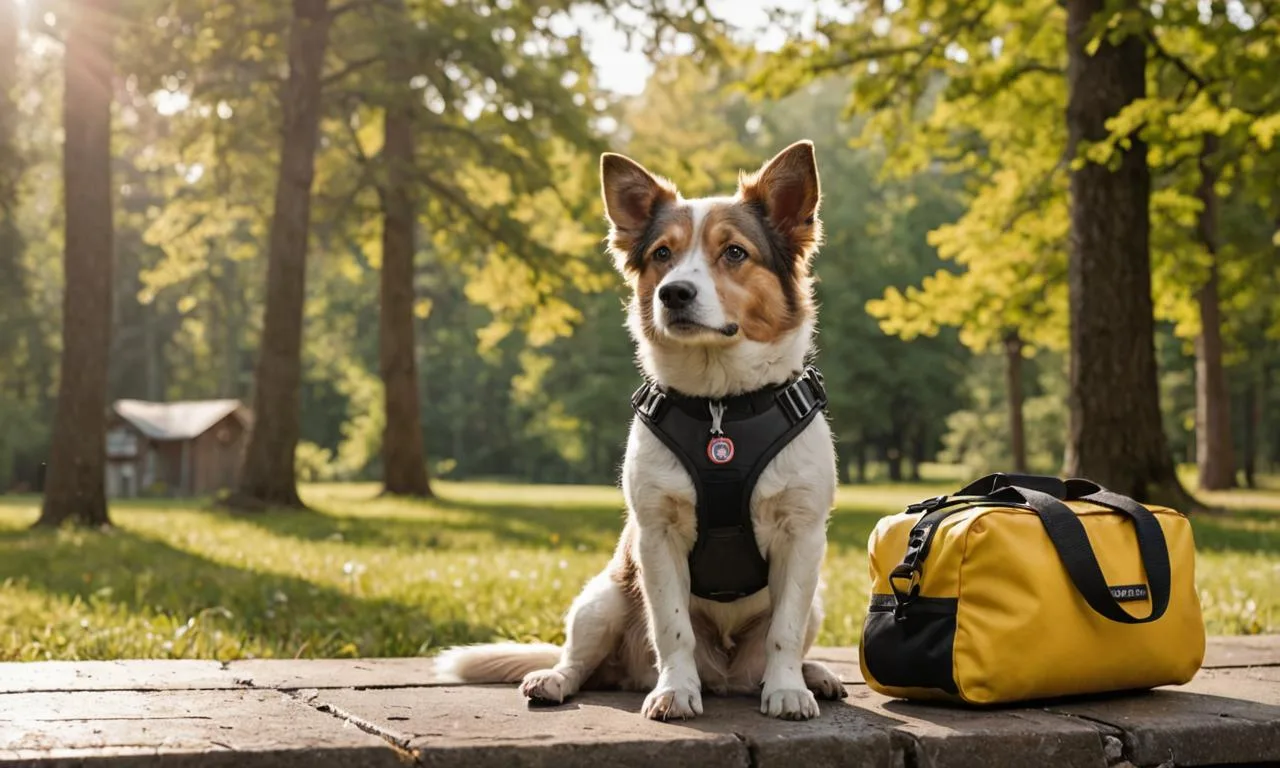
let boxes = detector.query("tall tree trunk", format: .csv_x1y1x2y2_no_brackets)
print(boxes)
909,426,925,482
1004,330,1028,473
1194,135,1235,490
221,256,240,397
885,444,903,482
855,441,867,484
0,0,26,385
1063,0,1198,509
36,0,117,528
144,307,161,400
379,33,432,498
230,0,331,510
1242,366,1260,489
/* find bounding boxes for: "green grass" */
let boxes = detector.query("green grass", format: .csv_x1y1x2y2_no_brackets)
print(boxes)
1,477,1277,661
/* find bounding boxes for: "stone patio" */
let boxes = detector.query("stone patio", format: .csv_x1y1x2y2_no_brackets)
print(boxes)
2,636,1278,767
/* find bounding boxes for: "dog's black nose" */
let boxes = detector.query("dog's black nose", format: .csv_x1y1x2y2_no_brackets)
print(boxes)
658,281,697,309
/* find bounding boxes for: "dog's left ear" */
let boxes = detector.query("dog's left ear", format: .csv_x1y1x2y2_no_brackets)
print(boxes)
739,140,821,249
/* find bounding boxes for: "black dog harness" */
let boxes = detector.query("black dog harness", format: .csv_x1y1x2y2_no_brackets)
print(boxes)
630,366,829,603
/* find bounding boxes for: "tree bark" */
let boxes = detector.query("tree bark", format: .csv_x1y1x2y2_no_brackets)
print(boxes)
885,445,903,482
1242,366,1260,489
36,0,117,528
379,31,432,498
0,0,25,381
909,427,925,482
230,0,332,510
1004,330,1028,473
1193,135,1235,491
855,441,867,483
1063,0,1198,509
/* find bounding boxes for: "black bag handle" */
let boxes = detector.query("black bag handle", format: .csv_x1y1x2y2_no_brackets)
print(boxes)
955,472,1068,499
1012,484,1171,624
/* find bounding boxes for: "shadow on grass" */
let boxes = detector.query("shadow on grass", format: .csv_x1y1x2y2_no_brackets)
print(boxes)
0,524,497,658
203,491,627,553
209,490,1280,559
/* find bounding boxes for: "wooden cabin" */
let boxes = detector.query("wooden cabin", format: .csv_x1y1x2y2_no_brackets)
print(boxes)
105,399,252,498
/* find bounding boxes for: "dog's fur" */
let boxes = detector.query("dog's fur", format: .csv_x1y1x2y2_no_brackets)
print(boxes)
433,141,841,721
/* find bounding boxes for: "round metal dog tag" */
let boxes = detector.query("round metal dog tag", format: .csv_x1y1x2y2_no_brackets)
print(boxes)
706,436,735,464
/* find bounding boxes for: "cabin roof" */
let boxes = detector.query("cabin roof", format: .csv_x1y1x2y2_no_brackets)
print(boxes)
112,399,249,441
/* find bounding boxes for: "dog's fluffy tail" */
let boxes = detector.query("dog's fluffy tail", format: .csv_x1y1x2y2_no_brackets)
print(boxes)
432,642,562,684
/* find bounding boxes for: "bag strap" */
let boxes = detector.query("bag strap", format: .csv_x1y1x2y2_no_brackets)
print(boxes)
889,474,1172,625
955,472,1068,498
1014,483,1171,624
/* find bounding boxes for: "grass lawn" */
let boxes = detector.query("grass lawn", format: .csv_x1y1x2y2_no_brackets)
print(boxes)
1,476,1277,661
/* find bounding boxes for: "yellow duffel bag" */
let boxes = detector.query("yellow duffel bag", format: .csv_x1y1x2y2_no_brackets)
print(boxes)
859,473,1205,705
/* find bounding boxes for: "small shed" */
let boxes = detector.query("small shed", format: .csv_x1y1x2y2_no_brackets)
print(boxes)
105,399,253,498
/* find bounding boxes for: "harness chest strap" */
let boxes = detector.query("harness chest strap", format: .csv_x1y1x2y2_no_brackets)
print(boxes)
630,366,829,602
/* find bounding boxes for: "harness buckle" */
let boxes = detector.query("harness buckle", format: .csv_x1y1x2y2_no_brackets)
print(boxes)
802,366,828,407
777,367,827,423
631,381,667,420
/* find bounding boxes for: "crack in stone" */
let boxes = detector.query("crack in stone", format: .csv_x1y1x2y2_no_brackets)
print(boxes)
730,731,758,768
1044,710,1132,766
277,688,422,765
890,730,921,768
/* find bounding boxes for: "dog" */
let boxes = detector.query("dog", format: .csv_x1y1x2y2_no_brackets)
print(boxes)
433,140,842,721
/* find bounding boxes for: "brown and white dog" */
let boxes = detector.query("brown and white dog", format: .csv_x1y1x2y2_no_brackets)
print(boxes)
434,141,841,721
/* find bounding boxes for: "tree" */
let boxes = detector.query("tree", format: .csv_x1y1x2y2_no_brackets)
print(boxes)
0,0,25,384
761,1,1071,478
1193,135,1234,489
757,0,1277,499
36,0,118,528
229,0,333,509
1003,332,1029,472
0,1,18,273
377,6,431,497
1062,0,1193,507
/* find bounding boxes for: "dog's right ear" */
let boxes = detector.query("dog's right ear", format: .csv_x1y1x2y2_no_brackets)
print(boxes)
600,153,675,238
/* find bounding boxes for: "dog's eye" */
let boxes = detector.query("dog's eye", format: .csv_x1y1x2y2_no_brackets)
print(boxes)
723,245,748,264
653,246,672,263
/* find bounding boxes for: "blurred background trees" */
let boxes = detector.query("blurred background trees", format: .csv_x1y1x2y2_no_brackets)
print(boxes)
2,0,1278,518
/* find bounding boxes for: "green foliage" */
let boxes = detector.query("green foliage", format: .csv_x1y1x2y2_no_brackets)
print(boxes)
3,0,1279,490
939,352,1068,475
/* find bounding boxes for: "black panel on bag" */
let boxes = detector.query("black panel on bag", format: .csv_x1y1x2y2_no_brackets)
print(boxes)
863,595,959,694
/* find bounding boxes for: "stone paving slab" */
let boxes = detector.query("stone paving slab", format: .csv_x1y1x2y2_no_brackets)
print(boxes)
4,636,1274,696
1047,671,1280,767
0,689,403,768
0,636,1277,767
309,686,757,768
0,661,236,694
226,658,444,691
1199,634,1280,669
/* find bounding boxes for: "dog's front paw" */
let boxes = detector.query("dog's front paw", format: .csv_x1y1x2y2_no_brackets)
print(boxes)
642,681,703,721
760,686,820,720
520,668,570,704
802,660,848,701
